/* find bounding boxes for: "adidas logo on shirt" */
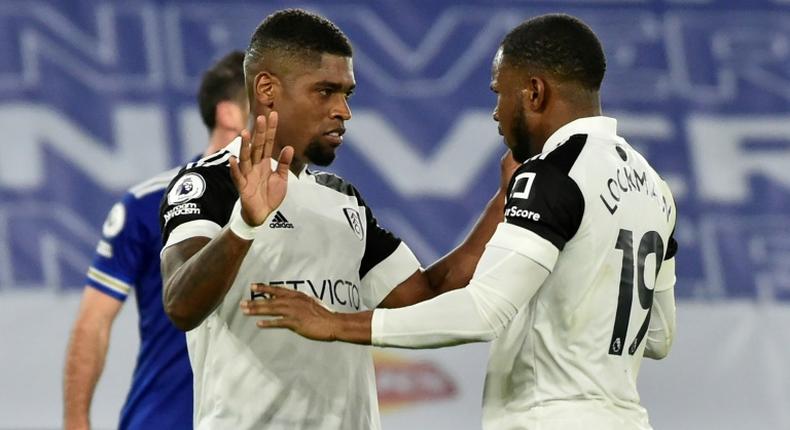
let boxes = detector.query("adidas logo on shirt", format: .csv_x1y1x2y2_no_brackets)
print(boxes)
269,211,294,229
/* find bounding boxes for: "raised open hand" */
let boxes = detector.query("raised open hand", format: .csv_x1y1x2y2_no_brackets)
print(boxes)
229,112,294,227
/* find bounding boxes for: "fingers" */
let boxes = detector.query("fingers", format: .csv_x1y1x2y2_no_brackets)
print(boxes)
276,146,294,177
239,284,300,316
262,111,278,160
257,318,294,329
250,115,267,164
252,283,297,298
238,129,252,173
240,298,286,317
248,112,278,167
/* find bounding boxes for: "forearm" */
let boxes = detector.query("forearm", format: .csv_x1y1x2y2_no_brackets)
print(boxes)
331,310,374,345
644,290,675,359
63,321,111,429
329,288,501,348
423,188,505,295
645,259,677,360
371,288,499,348
163,228,252,330
372,243,549,349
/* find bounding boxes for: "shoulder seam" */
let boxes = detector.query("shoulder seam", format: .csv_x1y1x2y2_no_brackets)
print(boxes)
541,133,588,175
311,171,359,199
187,149,234,169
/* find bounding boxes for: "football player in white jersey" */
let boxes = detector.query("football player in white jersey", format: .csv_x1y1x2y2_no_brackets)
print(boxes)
248,14,678,430
159,9,516,430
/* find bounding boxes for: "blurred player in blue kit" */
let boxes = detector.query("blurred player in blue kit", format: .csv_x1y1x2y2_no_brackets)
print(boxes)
248,14,679,430
63,51,248,430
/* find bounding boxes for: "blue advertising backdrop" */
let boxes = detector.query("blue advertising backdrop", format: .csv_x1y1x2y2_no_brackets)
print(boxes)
2,0,788,302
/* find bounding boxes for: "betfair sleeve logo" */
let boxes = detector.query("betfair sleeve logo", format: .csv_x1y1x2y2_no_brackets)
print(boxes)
509,172,536,201
504,206,541,222
167,173,206,205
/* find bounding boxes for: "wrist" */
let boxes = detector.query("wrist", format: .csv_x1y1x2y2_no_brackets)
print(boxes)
229,206,264,240
331,311,374,345
328,311,342,342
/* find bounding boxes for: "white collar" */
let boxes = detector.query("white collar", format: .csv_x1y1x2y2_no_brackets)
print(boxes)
226,136,242,156
541,116,618,154
225,137,307,180
269,158,309,180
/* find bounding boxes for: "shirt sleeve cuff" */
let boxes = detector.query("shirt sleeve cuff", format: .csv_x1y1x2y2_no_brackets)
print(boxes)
487,222,560,272
371,308,387,346
655,258,676,292
361,242,421,308
85,267,131,300
161,219,222,256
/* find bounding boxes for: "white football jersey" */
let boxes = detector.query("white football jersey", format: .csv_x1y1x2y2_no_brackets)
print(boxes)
160,138,420,430
483,117,677,429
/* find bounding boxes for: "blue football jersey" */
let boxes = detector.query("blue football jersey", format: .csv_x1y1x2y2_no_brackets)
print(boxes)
86,167,192,430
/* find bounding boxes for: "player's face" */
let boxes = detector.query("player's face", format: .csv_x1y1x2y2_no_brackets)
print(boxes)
234,97,251,134
276,54,355,166
490,49,533,162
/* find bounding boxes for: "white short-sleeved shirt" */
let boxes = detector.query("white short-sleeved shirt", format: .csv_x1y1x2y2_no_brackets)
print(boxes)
483,117,678,429
160,138,420,430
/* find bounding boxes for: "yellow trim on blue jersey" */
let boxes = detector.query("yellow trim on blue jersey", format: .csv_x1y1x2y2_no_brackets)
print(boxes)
87,267,132,296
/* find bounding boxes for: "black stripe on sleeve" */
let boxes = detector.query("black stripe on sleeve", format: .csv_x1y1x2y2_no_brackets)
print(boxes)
159,164,238,245
504,159,585,250
312,171,402,279
544,133,587,174
665,229,678,260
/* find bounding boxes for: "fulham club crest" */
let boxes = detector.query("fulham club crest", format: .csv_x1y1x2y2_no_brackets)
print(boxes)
343,208,364,240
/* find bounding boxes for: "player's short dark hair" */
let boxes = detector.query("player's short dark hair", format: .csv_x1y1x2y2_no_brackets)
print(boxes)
501,14,606,91
197,50,246,130
244,9,352,75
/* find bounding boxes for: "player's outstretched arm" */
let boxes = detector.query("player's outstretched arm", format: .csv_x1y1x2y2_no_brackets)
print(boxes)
644,258,677,359
162,113,293,331
245,230,553,349
376,151,520,309
63,288,123,430
241,283,374,344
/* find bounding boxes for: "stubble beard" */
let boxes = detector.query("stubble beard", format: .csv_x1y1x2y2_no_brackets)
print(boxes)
304,139,336,166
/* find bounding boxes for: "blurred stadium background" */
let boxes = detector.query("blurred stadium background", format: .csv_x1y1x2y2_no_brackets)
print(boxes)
1,0,789,428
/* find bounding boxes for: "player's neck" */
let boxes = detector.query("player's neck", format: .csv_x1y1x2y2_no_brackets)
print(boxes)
268,140,306,177
537,96,602,152
204,128,240,157
288,158,306,177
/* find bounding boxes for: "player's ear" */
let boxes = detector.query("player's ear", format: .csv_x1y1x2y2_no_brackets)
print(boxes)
521,76,546,113
254,71,277,108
